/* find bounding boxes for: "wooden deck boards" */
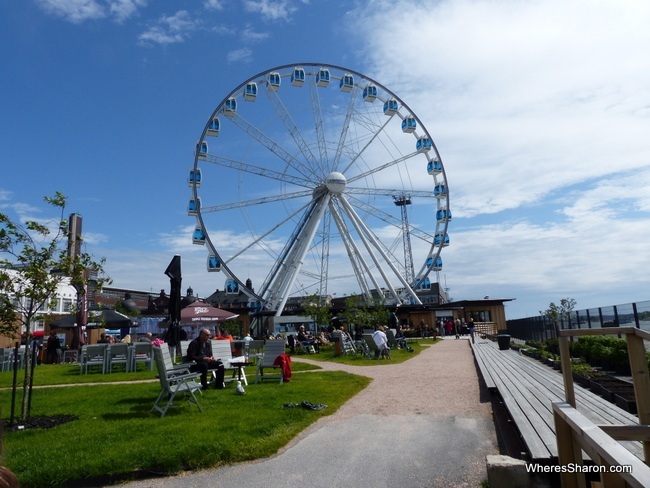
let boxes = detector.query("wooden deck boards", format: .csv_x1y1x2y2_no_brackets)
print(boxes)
471,338,643,462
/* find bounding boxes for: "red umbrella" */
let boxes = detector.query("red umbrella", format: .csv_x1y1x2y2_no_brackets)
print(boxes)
180,301,238,326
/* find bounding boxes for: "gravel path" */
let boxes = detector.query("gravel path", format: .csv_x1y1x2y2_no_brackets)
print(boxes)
119,337,498,488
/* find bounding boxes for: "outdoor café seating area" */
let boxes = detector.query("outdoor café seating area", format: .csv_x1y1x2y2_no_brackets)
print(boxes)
79,342,154,374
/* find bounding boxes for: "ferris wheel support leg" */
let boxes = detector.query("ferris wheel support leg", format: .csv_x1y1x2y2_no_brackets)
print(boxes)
271,194,331,315
329,201,376,302
339,195,422,305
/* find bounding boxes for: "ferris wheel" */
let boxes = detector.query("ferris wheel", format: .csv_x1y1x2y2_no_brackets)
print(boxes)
188,63,450,316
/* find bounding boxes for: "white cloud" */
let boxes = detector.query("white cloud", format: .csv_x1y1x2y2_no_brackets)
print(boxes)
203,0,225,11
36,0,106,23
138,10,198,46
227,47,253,63
109,0,148,23
36,0,147,23
344,0,650,316
243,0,297,21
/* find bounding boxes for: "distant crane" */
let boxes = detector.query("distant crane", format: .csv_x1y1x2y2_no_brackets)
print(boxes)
393,195,415,285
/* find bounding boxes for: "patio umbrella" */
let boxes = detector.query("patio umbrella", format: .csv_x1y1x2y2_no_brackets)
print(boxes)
180,301,238,326
50,308,134,329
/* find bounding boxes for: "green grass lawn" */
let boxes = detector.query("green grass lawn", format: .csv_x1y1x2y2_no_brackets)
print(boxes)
0,363,367,487
292,338,437,366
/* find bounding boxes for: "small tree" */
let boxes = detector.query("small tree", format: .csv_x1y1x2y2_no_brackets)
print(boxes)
0,192,110,421
343,294,389,332
301,293,331,331
541,297,577,337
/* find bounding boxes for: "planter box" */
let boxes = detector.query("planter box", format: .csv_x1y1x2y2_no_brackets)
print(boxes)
615,393,637,414
572,372,590,388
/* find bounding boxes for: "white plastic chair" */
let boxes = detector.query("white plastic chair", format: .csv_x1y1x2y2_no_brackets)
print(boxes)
80,344,108,374
106,343,130,373
212,340,248,385
131,342,154,371
151,347,202,417
254,340,287,384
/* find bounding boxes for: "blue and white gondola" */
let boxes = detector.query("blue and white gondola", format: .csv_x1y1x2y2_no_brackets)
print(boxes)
197,141,208,160
206,116,220,136
224,97,237,116
427,159,442,175
426,256,443,271
188,198,201,216
362,85,377,101
192,226,206,245
436,208,452,223
416,137,432,153
207,255,221,272
243,82,257,101
316,68,330,87
291,67,305,86
340,73,354,92
383,99,398,115
434,233,450,247
267,72,281,91
188,168,202,187
401,116,416,133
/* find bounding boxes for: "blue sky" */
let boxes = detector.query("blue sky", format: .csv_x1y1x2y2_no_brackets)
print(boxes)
1,0,649,319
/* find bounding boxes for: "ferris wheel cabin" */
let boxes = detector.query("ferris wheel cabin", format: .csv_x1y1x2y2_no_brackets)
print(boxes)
402,116,416,133
225,279,239,294
188,197,201,216
244,82,258,101
291,67,305,86
267,72,281,91
224,97,237,116
427,159,442,175
206,117,220,136
426,256,443,271
383,99,398,115
188,168,202,187
434,232,450,247
416,137,432,152
418,277,432,290
197,141,208,160
434,183,448,198
316,68,330,87
363,85,377,101
192,226,206,245
207,255,221,272
436,208,452,223
340,74,354,92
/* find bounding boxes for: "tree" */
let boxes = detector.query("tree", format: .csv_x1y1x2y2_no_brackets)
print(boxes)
0,192,110,420
343,294,389,331
301,293,331,331
541,297,577,335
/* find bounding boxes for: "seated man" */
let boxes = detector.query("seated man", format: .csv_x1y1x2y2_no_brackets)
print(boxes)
185,328,225,390
297,325,319,353
372,326,391,359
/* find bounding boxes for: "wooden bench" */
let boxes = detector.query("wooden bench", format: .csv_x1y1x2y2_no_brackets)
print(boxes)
471,338,643,462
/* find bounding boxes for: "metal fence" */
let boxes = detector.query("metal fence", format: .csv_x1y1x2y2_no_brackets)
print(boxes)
505,299,650,342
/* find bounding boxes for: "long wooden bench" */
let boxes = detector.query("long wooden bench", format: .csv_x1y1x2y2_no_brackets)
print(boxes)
471,338,643,462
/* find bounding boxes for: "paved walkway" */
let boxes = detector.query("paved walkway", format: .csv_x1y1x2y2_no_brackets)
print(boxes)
119,338,498,488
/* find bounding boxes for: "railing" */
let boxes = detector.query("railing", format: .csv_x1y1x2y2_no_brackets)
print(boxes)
506,299,650,341
554,327,650,487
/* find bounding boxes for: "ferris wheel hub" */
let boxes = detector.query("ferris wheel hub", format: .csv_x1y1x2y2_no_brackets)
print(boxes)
325,172,347,194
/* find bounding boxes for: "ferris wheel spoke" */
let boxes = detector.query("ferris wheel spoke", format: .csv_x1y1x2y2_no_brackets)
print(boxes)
346,187,437,199
308,77,329,176
338,194,421,305
347,195,434,243
226,112,321,183
224,201,313,264
332,86,360,171
339,116,392,175
264,89,322,179
347,151,421,184
204,153,313,188
200,189,314,213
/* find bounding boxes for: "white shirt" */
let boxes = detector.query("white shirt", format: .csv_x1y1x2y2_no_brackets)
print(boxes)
372,330,388,349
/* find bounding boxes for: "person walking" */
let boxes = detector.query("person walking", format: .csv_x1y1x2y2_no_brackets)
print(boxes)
468,317,476,344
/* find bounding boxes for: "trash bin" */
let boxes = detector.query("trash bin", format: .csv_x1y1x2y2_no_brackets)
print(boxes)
497,334,511,351
331,332,342,355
